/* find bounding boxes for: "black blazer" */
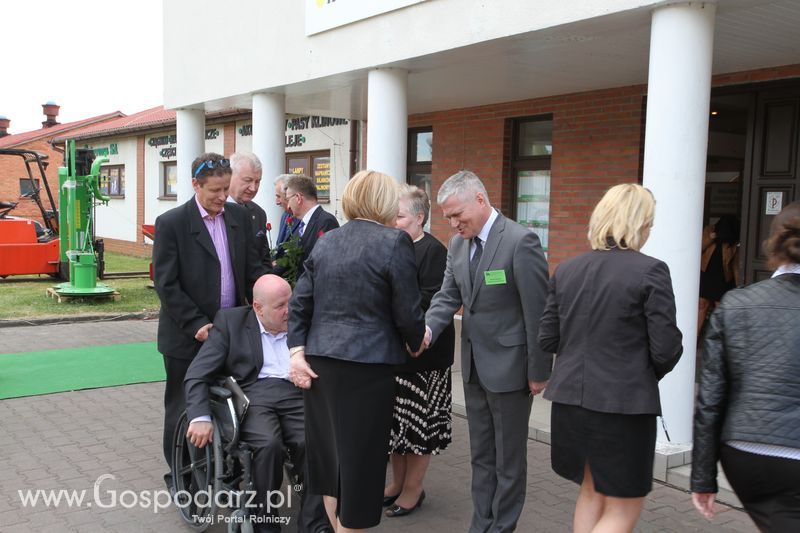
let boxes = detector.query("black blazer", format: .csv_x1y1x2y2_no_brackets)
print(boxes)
153,199,266,361
396,232,455,373
242,200,271,267
184,307,275,421
538,248,683,415
288,219,425,365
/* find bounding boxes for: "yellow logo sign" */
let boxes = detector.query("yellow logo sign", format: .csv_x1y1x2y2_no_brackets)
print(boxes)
316,0,325,7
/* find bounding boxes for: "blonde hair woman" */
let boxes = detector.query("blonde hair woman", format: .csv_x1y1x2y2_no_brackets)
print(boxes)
539,183,683,533
288,170,427,532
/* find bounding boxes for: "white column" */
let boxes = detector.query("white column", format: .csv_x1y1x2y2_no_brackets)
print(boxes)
176,108,206,203
252,92,286,233
367,68,408,182
642,2,716,445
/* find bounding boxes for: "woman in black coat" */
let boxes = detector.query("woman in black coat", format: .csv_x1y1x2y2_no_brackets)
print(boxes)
538,183,683,533
288,170,426,532
383,185,455,518
691,202,800,532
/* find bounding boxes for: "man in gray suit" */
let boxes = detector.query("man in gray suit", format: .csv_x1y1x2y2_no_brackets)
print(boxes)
425,170,551,532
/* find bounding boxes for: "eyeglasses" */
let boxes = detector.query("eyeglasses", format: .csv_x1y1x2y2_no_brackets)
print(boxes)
285,192,301,203
193,159,230,178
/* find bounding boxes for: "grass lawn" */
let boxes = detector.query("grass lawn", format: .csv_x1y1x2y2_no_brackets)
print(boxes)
0,253,157,320
0,275,159,320
104,251,151,272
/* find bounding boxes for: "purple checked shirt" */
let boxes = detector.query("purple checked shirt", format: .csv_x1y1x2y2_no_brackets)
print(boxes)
195,197,236,309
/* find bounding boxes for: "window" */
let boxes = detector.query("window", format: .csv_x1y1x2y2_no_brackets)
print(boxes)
19,178,40,197
407,127,433,201
285,151,331,203
512,116,552,254
162,161,178,198
100,165,125,198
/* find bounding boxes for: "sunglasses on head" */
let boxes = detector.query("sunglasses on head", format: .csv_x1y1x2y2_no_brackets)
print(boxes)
193,158,230,178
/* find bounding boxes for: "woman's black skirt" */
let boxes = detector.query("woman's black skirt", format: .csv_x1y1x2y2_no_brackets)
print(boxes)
303,355,395,529
550,402,657,498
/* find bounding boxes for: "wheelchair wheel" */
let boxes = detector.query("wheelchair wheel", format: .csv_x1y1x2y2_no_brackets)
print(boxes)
172,412,223,531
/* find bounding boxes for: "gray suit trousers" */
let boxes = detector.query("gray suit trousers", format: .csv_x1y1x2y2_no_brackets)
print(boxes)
464,370,532,533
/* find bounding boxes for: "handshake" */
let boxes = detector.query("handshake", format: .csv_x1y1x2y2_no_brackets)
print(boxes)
407,326,433,358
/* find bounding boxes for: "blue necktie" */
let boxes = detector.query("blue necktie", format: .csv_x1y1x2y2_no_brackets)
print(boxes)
297,220,305,236
469,237,483,283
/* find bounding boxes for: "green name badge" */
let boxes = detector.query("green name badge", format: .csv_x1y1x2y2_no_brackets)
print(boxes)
484,269,507,285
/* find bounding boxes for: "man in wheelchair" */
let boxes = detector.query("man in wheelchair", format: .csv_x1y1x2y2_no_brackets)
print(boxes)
184,274,331,532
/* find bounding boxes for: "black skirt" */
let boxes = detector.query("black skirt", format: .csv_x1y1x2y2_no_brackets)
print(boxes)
389,368,452,455
550,402,656,498
303,355,395,529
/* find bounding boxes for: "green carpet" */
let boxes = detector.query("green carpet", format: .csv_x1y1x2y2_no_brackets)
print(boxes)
0,342,165,399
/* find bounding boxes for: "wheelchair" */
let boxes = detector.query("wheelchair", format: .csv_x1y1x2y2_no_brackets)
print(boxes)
171,378,302,533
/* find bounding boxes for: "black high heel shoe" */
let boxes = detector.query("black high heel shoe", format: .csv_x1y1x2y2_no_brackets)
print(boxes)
383,493,400,507
384,491,425,517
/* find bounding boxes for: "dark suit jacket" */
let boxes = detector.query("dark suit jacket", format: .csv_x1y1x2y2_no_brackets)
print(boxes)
153,198,266,361
426,213,551,392
242,200,271,267
288,219,425,365
184,307,277,421
396,232,454,373
538,248,683,415
274,206,339,278
296,206,339,277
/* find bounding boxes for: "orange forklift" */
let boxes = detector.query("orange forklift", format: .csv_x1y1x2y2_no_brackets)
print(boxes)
0,148,61,278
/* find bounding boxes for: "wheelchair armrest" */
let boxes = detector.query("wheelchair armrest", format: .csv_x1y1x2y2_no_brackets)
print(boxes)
209,386,232,400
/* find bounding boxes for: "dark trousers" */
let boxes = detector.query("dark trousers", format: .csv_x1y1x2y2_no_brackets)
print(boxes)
163,355,192,471
242,378,330,533
463,365,533,533
721,445,800,533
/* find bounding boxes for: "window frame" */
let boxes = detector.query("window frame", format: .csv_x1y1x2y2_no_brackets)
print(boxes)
510,115,553,254
99,164,126,199
19,178,41,197
407,126,433,182
161,161,178,200
285,150,332,204
511,115,553,221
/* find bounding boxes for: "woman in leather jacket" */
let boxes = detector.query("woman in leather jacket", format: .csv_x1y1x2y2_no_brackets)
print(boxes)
691,201,800,532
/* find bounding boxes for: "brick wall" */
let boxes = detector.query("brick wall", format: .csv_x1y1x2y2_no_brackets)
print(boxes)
136,135,146,246
0,139,62,223
712,63,800,86
410,85,647,270
410,63,800,270
102,237,152,258
223,121,236,156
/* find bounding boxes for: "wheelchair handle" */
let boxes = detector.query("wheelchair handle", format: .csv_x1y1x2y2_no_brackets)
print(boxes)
209,385,232,400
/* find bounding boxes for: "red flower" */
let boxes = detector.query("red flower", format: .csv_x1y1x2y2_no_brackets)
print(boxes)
286,216,294,225
318,230,325,237
266,222,272,231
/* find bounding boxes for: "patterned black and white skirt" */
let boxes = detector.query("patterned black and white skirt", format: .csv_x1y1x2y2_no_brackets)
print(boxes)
388,368,452,456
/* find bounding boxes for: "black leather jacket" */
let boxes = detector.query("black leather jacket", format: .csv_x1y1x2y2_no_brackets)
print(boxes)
691,273,800,493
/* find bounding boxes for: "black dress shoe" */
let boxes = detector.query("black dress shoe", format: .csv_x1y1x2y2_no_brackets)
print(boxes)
385,491,425,517
383,493,400,507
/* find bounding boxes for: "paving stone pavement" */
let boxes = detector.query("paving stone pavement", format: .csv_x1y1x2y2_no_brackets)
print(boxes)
0,320,757,532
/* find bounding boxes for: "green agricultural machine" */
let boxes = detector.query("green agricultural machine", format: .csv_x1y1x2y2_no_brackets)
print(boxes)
52,140,114,297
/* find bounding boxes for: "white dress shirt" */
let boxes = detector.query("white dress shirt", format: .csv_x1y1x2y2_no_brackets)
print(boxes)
191,321,290,424
471,208,499,260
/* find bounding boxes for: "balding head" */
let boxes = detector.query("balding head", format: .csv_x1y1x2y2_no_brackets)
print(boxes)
252,274,292,335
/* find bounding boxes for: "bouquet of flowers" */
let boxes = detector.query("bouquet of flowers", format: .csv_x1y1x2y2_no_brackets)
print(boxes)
275,232,304,287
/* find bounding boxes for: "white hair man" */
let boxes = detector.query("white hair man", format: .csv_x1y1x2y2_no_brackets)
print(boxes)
424,170,551,532
228,152,270,266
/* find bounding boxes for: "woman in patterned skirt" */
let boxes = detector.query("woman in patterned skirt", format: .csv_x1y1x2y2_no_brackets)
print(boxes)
384,184,455,518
